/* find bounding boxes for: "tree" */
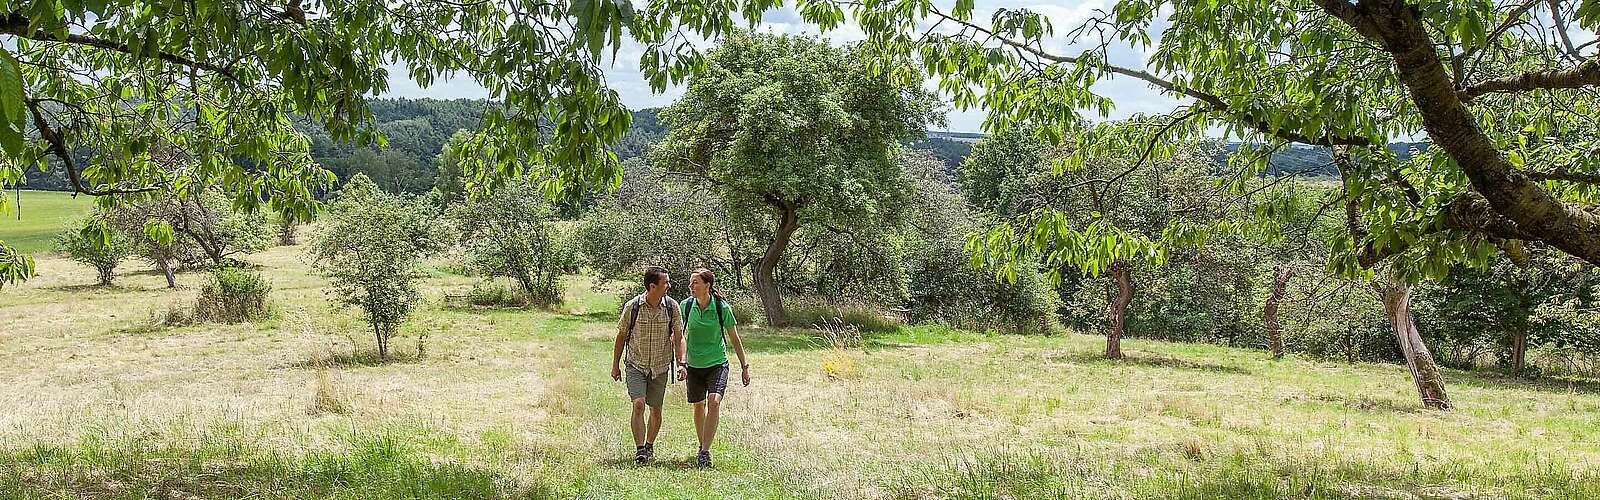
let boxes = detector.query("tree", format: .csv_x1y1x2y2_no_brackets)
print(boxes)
1416,246,1600,375
56,213,132,286
1,0,706,288
450,182,572,307
434,131,472,205
654,31,938,327
902,149,1058,334
577,158,740,299
309,174,442,359
963,126,1231,358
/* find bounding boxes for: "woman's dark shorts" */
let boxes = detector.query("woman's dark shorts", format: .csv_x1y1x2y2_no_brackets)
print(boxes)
685,363,729,403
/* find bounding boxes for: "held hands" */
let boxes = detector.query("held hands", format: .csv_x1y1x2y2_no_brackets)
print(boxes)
676,365,687,382
611,364,621,382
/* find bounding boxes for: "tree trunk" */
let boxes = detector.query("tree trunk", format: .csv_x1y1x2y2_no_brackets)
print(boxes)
754,203,800,327
1106,261,1133,359
98,267,113,286
278,220,297,246
375,323,388,360
1376,280,1452,410
1510,329,1528,376
1265,265,1294,359
158,257,176,288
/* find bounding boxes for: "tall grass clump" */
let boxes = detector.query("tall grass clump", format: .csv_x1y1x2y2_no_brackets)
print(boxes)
816,318,864,380
788,298,902,333
194,266,272,323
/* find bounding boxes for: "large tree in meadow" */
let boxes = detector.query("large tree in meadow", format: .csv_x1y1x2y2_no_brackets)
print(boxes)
653,31,938,327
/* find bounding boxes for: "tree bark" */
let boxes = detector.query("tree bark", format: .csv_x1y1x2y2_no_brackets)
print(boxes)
1265,265,1293,359
278,220,297,246
158,257,176,288
1106,261,1133,359
1510,328,1528,375
1376,279,1452,410
754,202,800,327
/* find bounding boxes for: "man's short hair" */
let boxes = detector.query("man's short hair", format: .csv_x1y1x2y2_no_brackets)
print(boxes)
644,266,669,288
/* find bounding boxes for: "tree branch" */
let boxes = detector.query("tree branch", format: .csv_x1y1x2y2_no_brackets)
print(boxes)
920,3,1371,147
1,14,240,83
1460,59,1600,101
1526,166,1600,184
26,100,164,196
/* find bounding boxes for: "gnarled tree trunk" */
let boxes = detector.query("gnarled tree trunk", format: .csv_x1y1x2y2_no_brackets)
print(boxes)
1264,265,1294,359
1376,280,1452,410
1106,261,1133,359
157,257,176,288
754,201,799,327
1319,1,1600,265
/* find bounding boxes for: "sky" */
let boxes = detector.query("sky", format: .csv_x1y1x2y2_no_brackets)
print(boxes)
380,0,1181,134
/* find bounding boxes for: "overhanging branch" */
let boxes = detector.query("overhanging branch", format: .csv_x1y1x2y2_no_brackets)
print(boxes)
1460,59,1600,101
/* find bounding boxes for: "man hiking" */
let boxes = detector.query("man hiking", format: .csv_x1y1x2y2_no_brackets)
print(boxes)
681,268,750,468
611,266,685,465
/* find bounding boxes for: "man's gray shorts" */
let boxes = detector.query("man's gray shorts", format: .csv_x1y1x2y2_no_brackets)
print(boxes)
625,363,668,408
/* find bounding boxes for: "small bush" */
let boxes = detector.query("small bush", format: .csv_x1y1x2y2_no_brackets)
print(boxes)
194,267,273,323
466,279,531,308
904,237,1058,335
787,298,902,332
55,214,131,286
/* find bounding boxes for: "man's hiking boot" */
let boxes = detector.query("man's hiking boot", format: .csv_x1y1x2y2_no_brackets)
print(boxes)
635,444,649,465
643,443,655,462
696,448,712,468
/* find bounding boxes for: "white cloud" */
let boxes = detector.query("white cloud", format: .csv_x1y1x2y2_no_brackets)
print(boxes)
379,1,1178,133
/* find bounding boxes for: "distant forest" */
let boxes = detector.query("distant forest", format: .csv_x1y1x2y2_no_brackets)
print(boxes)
17,97,1421,193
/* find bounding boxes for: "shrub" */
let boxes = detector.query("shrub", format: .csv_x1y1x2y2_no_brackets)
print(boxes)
309,174,443,359
787,297,903,333
904,236,1058,335
466,279,533,308
194,267,273,323
450,182,573,307
55,213,132,286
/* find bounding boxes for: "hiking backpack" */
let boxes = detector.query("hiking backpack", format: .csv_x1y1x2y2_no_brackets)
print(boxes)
623,295,680,381
682,294,728,349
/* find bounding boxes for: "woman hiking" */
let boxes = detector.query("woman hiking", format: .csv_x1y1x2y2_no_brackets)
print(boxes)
679,268,750,468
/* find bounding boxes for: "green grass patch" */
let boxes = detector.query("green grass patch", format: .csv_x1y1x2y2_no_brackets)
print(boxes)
0,190,96,254
0,431,552,499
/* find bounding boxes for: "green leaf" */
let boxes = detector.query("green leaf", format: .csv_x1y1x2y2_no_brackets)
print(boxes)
0,46,25,126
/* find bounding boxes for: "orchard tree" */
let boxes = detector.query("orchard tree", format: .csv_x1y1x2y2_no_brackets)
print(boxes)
654,31,939,327
56,212,131,286
965,129,1232,359
309,174,442,359
450,182,572,307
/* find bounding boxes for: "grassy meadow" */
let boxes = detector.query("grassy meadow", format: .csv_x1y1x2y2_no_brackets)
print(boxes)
0,240,1596,498
0,190,97,255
